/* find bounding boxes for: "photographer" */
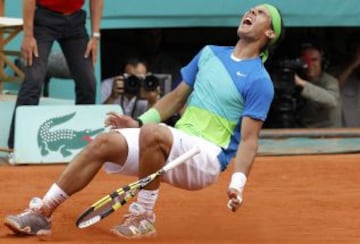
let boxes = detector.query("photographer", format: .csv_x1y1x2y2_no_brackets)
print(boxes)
101,58,160,118
294,44,342,128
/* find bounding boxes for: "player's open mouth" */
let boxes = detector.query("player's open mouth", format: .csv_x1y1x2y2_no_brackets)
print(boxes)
243,17,253,26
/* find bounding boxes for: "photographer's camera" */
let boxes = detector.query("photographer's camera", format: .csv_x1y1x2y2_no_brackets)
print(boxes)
275,58,307,93
124,74,159,95
267,58,307,128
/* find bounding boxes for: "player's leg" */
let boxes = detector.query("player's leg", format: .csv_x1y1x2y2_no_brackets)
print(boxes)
4,131,131,236
111,124,173,239
115,125,222,238
110,124,222,239
161,126,222,190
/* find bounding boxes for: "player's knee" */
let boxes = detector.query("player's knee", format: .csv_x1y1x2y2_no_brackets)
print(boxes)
140,124,171,150
86,131,126,161
140,124,157,145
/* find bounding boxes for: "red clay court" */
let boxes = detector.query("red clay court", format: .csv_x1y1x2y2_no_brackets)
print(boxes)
1,150,360,243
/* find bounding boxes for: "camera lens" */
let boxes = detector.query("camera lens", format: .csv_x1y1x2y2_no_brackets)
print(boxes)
125,75,140,95
143,75,159,91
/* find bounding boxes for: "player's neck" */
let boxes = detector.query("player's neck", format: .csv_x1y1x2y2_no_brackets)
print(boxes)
233,40,260,60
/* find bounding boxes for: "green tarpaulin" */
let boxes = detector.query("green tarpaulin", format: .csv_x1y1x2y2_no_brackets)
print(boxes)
101,0,360,28
4,1,360,28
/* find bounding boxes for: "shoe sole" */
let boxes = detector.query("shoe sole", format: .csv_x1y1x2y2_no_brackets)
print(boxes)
110,228,157,239
4,218,51,236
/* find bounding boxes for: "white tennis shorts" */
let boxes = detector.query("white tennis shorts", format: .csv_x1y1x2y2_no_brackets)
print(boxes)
103,125,222,190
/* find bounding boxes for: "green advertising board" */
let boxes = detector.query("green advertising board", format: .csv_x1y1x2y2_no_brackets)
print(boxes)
13,105,122,164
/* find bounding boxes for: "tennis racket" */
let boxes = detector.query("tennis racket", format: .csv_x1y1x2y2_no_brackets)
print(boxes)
76,146,200,229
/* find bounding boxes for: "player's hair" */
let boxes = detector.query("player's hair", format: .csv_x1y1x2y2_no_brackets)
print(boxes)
261,6,285,62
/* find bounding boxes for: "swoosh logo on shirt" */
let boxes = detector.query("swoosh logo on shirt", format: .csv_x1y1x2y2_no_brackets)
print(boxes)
236,71,247,77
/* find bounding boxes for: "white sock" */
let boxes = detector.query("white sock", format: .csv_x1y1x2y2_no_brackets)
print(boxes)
137,189,159,213
42,183,69,211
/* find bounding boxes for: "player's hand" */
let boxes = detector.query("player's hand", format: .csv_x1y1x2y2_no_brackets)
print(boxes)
104,112,139,129
227,188,243,212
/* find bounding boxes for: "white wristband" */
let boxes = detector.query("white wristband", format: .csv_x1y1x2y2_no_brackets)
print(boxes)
92,31,101,39
229,172,247,192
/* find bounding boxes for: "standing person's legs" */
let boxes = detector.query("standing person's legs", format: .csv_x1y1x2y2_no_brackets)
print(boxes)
7,41,53,149
60,10,96,105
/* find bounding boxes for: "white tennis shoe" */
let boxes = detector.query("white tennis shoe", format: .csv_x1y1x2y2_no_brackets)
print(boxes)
110,202,156,239
4,197,51,236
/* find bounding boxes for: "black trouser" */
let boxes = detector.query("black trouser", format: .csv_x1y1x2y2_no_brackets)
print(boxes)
8,6,96,149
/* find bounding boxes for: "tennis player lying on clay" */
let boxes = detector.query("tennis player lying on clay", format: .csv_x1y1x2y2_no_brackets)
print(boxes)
4,3,284,239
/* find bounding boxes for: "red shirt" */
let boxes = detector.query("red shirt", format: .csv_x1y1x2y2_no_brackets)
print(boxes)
37,0,85,14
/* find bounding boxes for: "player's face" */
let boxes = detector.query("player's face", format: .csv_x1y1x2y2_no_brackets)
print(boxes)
237,5,273,43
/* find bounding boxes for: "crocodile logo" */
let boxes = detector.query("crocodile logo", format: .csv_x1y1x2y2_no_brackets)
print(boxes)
37,112,105,157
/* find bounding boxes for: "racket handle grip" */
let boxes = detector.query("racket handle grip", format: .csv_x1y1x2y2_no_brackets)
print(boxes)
162,146,200,172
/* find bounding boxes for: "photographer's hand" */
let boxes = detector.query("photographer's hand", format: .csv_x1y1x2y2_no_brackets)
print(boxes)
294,74,306,87
111,76,124,98
103,76,124,105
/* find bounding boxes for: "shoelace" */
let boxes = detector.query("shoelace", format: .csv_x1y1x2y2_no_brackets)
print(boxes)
121,212,142,226
17,208,51,222
18,209,33,217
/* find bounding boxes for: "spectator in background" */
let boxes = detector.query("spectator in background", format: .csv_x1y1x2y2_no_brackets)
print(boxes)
101,58,161,118
294,43,342,128
333,37,360,127
7,0,104,150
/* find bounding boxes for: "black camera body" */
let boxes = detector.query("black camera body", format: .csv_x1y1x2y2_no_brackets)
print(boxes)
266,58,308,128
124,74,159,95
275,58,307,94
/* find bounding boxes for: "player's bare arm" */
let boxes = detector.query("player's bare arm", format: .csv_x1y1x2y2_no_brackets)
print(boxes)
227,116,263,212
152,81,192,121
104,81,191,128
